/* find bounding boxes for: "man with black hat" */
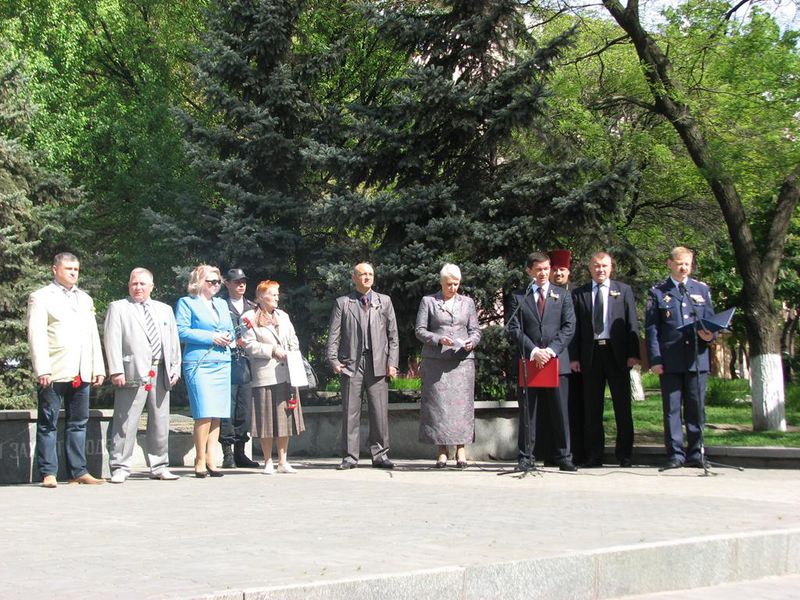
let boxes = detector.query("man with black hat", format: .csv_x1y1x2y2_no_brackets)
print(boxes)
219,267,259,468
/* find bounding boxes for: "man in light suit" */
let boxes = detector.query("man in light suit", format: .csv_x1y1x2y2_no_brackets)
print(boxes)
570,252,640,468
104,268,182,483
27,252,106,488
645,246,716,469
326,263,399,470
508,252,577,471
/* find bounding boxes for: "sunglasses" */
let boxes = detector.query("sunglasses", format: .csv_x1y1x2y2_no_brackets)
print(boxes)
205,279,221,285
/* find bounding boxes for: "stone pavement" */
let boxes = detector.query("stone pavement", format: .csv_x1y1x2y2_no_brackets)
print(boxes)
1,459,799,600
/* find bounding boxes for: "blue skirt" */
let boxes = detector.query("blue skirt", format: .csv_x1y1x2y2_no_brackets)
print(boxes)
183,360,231,419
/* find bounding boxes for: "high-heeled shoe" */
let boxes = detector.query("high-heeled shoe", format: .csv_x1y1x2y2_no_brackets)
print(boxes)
194,469,208,478
206,466,224,477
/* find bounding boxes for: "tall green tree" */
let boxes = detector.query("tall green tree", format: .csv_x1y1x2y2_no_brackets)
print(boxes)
319,0,637,369
596,0,800,430
0,45,79,406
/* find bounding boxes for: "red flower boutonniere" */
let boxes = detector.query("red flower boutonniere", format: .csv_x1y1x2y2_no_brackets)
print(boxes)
287,396,298,410
71,375,82,388
144,369,156,392
242,317,254,329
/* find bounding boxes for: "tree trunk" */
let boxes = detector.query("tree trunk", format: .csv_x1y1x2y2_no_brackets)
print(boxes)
601,0,796,431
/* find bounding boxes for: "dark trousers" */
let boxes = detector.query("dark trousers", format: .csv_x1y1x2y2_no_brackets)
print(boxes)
36,381,90,479
583,344,634,463
518,375,571,462
220,382,253,445
660,371,707,463
567,372,585,465
340,353,389,464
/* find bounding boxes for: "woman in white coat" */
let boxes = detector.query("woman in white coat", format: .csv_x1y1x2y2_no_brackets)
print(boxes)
241,280,305,474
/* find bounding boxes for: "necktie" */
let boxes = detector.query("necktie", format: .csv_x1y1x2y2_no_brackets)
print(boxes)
143,303,163,361
360,295,369,311
536,288,545,316
593,285,604,335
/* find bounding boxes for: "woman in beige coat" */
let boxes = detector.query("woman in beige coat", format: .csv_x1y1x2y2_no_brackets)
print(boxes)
241,280,305,474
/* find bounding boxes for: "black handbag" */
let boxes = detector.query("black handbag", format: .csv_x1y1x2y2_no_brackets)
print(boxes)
231,348,252,385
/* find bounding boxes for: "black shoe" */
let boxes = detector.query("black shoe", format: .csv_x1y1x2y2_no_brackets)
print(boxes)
619,458,633,468
235,454,260,469
661,458,683,470
456,460,468,469
434,460,447,469
516,458,533,471
234,442,260,468
337,460,357,470
207,467,224,478
372,458,395,470
557,460,578,472
221,444,235,468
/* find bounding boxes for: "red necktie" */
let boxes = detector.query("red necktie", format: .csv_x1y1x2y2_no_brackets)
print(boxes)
537,288,545,316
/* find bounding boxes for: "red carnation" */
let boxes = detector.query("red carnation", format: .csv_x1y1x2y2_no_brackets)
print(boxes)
71,375,82,388
145,384,153,392
243,317,253,329
148,370,156,378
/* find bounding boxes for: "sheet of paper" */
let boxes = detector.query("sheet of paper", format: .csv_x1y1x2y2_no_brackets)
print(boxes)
286,350,308,387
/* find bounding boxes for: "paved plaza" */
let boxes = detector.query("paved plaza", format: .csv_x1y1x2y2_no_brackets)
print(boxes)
2,459,799,599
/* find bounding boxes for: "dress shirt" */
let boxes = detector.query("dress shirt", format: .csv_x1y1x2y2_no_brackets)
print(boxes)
528,283,557,360
53,281,80,310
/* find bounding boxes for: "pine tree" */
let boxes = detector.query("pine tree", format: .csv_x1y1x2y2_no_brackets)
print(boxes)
319,0,638,373
164,0,370,351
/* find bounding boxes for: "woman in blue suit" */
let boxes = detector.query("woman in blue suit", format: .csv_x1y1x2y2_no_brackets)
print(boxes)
176,265,235,477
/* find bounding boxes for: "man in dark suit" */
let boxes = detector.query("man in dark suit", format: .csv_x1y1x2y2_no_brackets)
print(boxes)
570,252,640,468
645,246,716,469
219,268,259,468
508,252,577,471
326,263,399,470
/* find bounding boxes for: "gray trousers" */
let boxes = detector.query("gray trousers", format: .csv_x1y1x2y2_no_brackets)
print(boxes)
340,353,389,463
109,365,170,474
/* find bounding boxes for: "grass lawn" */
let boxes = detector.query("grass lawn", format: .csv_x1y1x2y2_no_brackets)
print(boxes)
613,375,800,447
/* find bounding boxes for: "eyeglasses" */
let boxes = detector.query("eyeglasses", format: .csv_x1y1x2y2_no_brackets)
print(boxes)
205,279,221,285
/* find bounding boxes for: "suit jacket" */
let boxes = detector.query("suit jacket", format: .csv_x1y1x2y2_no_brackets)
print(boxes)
326,291,399,377
645,277,715,373
507,284,575,375
569,280,640,372
241,308,299,387
27,283,105,382
104,298,181,388
415,293,481,360
175,295,235,363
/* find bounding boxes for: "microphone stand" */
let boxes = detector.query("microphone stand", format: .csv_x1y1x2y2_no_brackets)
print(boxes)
501,286,539,478
683,284,743,476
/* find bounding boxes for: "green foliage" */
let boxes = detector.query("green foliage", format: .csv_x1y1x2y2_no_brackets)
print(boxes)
389,376,421,391
0,44,78,402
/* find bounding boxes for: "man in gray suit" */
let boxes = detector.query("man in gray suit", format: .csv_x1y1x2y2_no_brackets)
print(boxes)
326,263,399,470
104,268,182,483
507,252,577,471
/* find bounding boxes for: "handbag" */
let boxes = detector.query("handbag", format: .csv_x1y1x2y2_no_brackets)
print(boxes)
302,355,318,390
231,348,252,385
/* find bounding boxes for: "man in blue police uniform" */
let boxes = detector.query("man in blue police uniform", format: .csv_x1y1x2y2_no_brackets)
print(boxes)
645,246,716,469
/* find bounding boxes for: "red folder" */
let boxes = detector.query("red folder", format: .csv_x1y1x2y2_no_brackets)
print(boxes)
518,357,559,388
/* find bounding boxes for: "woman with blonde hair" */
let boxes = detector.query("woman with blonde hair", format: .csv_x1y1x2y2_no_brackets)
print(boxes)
241,280,305,474
415,263,481,468
176,265,234,477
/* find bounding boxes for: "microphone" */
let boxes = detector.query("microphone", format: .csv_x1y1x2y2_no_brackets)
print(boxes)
525,281,535,296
